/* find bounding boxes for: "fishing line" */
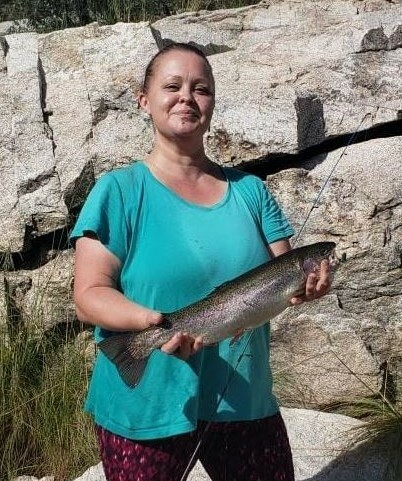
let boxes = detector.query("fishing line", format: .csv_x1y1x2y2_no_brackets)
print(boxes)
292,112,372,247
179,330,255,481
180,112,373,479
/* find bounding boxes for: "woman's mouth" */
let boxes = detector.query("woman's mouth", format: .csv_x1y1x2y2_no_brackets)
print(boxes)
175,110,199,118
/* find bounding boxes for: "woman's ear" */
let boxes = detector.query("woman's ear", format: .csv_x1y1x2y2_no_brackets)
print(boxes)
138,92,150,114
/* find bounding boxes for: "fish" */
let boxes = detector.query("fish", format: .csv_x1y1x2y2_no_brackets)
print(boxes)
99,241,337,387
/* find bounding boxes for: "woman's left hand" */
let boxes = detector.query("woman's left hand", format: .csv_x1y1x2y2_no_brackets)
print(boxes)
290,259,331,305
161,332,203,360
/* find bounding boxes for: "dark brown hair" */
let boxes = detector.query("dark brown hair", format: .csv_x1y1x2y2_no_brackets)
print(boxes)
142,42,214,93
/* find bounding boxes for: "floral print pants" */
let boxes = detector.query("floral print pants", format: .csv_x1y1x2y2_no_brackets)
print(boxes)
96,413,294,481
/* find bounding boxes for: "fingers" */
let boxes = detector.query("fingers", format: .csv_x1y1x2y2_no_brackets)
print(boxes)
290,259,331,305
192,336,203,354
316,259,330,294
161,333,203,360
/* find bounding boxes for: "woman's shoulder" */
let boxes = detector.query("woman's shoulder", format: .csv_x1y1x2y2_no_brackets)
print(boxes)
90,161,148,200
223,166,266,193
100,160,146,186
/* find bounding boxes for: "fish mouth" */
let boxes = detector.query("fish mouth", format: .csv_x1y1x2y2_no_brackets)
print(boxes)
329,247,347,268
301,244,339,277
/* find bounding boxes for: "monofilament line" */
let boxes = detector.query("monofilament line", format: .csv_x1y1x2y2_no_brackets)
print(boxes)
292,113,372,247
179,330,255,481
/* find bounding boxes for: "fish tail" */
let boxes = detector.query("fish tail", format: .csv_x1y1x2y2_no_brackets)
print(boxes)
98,333,150,388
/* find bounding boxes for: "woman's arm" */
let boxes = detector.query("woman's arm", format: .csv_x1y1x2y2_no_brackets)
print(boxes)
74,235,202,356
74,236,163,331
268,238,331,305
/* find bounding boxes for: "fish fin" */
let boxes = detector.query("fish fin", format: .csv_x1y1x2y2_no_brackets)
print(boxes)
98,334,149,388
230,328,245,345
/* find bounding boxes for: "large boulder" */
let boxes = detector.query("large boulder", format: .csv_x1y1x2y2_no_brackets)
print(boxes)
268,135,402,407
4,250,75,330
1,0,401,252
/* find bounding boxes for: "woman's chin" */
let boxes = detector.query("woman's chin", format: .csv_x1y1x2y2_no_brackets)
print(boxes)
170,125,206,139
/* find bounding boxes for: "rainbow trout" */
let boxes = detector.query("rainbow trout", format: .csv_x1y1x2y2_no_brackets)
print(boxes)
99,241,336,387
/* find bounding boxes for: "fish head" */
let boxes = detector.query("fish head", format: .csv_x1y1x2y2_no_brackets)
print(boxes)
298,241,338,279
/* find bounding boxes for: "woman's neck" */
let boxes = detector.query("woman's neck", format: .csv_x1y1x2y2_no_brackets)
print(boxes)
146,141,212,181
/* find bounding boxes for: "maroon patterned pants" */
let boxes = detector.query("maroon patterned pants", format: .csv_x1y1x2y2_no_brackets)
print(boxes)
96,413,295,481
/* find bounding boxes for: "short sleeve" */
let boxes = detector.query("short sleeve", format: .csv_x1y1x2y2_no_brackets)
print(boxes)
259,181,294,244
69,173,130,263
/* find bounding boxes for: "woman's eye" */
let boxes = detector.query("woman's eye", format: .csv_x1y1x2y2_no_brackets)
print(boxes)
195,86,210,95
165,84,179,90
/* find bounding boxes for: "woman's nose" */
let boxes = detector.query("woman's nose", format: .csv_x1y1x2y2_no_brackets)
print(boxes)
179,87,193,102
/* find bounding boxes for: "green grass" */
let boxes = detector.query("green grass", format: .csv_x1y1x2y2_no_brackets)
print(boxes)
0,283,98,480
335,396,402,481
0,0,259,32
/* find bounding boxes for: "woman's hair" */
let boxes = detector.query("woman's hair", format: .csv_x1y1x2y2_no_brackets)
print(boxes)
142,42,214,93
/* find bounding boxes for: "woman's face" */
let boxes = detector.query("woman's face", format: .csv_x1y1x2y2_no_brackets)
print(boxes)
139,50,215,141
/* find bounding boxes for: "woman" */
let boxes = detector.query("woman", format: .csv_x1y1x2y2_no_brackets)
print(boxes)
72,43,330,481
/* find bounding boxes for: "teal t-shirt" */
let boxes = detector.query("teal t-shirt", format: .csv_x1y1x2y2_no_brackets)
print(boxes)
70,161,294,440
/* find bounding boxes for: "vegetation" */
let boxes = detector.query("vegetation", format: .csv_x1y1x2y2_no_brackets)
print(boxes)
1,263,402,480
0,0,258,32
273,349,402,480
0,251,98,481
335,394,402,480
337,355,402,481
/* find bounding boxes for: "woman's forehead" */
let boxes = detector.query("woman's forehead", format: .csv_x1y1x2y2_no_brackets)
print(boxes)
152,50,213,80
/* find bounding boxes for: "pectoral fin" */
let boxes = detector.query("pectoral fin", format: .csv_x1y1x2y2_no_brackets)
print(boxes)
98,334,150,388
230,328,245,345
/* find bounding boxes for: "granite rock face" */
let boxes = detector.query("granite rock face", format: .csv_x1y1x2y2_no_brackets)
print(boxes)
267,135,402,407
1,0,401,252
0,0,401,423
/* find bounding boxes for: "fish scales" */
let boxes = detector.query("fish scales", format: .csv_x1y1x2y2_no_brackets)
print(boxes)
99,241,337,387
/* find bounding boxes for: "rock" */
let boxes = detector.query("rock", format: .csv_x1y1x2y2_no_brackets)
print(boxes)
271,301,381,407
1,0,402,252
72,408,392,481
267,135,402,407
282,408,391,481
0,21,15,36
0,33,64,252
154,0,402,163
38,21,158,203
4,251,75,330
0,19,31,35
73,463,104,481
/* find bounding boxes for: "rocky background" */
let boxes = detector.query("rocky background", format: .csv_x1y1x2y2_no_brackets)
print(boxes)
1,0,401,479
